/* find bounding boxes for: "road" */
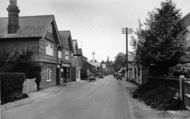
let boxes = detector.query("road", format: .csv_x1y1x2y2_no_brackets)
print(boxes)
2,75,135,119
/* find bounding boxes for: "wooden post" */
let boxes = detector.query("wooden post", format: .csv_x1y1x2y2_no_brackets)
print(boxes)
179,75,185,104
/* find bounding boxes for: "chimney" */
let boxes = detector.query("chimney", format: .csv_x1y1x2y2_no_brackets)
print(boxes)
7,0,20,34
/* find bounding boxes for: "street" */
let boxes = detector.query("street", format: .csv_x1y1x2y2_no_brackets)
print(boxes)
2,76,135,119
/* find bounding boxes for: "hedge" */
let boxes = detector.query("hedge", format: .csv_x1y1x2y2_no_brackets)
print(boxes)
0,73,26,104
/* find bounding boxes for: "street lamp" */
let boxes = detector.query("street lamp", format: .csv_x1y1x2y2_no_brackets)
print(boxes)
122,27,132,81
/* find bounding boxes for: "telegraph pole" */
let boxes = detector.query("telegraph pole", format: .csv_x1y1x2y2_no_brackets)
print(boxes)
126,27,128,81
122,27,132,81
92,52,95,61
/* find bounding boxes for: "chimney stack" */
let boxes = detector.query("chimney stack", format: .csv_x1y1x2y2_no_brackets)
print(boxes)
7,0,20,34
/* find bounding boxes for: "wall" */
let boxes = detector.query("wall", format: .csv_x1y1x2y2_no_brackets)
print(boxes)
39,37,58,64
40,63,57,89
129,63,149,85
71,67,76,82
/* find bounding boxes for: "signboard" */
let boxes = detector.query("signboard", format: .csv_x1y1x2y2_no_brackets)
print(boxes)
122,28,133,34
62,63,70,67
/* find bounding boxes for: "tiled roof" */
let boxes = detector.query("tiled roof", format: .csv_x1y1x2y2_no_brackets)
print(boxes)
0,15,54,38
59,30,73,50
180,55,190,63
181,13,190,27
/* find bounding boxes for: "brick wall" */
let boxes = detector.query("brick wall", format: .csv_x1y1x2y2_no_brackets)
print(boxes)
40,63,56,89
39,38,58,64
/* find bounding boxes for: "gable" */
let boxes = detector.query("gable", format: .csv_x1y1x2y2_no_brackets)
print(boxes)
44,16,61,46
59,31,74,52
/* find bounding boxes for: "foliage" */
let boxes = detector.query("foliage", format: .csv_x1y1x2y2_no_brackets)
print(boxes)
0,49,41,90
133,79,185,110
131,0,186,74
0,50,14,72
169,63,190,78
113,52,126,72
0,73,28,104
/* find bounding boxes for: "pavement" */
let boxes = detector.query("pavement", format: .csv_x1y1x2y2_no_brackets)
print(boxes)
120,78,190,119
1,80,86,112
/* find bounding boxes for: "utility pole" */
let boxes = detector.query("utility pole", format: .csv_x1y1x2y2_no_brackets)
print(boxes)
125,27,128,81
92,52,95,61
122,27,132,81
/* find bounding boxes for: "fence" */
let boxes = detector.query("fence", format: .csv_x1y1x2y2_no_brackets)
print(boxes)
184,78,190,110
148,75,190,110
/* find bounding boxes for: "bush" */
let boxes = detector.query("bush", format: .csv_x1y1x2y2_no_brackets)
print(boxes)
0,50,42,90
0,73,28,104
169,63,190,78
133,78,185,110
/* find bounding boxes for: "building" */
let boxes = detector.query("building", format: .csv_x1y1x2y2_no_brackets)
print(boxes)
71,40,82,82
127,55,149,85
180,13,190,63
80,54,95,80
58,30,74,83
0,0,62,89
180,13,190,110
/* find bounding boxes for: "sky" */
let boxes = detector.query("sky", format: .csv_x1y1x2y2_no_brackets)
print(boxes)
0,0,189,62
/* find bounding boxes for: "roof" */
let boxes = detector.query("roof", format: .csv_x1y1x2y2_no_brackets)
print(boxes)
180,52,190,63
128,54,134,62
181,13,190,27
59,30,73,51
0,15,54,38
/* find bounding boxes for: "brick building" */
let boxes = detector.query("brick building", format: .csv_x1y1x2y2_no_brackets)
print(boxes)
0,0,62,89
58,31,74,83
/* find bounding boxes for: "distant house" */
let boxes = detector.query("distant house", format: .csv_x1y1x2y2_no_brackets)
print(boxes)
58,31,74,83
180,13,190,63
128,55,149,85
80,54,95,80
0,1,61,89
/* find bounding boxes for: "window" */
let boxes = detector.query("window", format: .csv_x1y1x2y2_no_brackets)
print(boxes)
65,50,69,60
58,51,62,58
46,67,53,82
46,41,54,56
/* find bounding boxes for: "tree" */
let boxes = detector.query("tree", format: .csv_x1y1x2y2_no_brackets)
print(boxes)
131,0,186,75
113,52,126,72
0,49,41,90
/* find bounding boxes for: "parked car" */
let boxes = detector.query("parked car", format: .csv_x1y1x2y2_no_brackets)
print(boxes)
115,73,122,80
98,74,104,79
88,75,96,82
